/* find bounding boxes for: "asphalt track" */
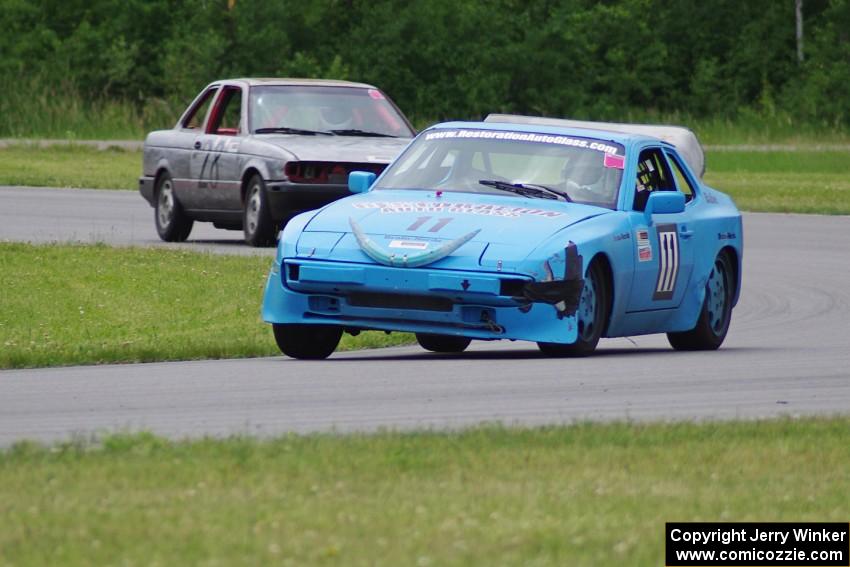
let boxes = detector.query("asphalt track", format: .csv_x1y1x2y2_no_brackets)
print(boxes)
1,186,850,445
0,185,270,256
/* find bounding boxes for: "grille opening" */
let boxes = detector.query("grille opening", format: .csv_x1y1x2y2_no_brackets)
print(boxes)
499,278,527,297
287,263,300,281
284,161,386,184
347,292,453,312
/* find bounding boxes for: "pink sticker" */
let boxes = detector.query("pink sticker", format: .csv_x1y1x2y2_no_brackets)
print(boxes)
368,89,385,100
604,154,625,169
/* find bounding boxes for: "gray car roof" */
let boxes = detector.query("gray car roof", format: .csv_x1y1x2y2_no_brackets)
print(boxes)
485,114,706,177
224,78,379,89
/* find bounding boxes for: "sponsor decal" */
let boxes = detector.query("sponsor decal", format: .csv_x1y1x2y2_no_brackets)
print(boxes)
614,232,630,241
423,129,621,155
389,240,429,250
352,201,562,218
653,224,680,300
604,154,626,169
367,89,385,100
718,231,737,240
636,228,652,262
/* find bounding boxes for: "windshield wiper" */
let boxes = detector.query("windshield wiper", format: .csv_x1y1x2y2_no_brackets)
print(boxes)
478,179,573,202
254,127,334,136
329,129,397,138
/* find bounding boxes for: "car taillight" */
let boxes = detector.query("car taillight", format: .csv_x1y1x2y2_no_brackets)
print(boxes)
284,162,386,184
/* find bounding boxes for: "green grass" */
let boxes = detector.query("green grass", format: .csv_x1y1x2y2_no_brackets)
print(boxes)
0,243,411,369
0,144,140,189
1,418,848,566
705,151,850,214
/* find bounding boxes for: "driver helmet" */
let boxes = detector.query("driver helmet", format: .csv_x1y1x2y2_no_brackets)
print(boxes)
565,153,603,187
319,105,353,130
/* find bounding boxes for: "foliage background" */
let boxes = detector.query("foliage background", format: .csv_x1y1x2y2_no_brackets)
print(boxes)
1,0,849,136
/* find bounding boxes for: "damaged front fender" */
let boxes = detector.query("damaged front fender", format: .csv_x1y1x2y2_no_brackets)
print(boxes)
516,241,584,316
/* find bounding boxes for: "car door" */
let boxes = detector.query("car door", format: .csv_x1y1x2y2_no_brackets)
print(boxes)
188,84,245,212
165,85,219,205
625,145,697,312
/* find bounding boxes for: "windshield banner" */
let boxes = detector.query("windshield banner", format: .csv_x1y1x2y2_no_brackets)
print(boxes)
424,129,621,155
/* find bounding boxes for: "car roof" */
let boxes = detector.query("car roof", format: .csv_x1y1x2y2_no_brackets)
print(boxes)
221,78,378,89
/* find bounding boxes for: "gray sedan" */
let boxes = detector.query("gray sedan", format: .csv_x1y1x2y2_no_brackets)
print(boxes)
139,78,415,246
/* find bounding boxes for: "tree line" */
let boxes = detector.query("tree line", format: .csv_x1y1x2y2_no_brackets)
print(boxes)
2,0,848,129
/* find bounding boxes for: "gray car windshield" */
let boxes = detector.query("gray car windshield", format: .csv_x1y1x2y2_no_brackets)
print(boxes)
250,85,413,138
374,129,625,209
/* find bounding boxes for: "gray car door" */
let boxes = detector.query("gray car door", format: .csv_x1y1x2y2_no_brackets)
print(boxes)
188,85,245,213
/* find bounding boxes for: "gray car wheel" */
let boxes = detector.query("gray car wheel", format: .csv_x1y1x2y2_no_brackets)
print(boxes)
243,175,277,247
154,173,193,242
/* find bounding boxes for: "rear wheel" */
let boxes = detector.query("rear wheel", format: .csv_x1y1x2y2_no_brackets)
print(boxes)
667,252,734,351
272,324,342,360
537,259,610,357
416,333,471,353
154,173,193,242
243,174,277,247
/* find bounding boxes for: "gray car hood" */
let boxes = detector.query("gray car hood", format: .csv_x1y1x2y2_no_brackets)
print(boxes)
255,135,411,163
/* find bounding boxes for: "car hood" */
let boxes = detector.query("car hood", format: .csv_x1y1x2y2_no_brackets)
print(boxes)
255,135,411,163
298,190,610,270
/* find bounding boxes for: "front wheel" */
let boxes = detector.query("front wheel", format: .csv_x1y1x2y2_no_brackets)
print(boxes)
667,252,734,351
243,175,277,247
272,323,342,360
416,333,471,353
537,259,610,357
155,173,193,242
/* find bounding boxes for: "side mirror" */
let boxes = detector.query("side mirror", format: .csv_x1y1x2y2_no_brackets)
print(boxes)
348,171,377,194
645,191,685,217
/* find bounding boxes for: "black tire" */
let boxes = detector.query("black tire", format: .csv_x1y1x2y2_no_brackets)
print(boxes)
415,333,471,353
537,259,610,357
154,172,193,242
667,252,734,351
272,323,342,360
243,174,277,247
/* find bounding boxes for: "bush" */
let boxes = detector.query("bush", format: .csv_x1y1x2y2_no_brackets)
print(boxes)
1,0,848,137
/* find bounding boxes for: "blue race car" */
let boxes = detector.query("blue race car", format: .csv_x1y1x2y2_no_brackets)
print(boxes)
262,115,742,359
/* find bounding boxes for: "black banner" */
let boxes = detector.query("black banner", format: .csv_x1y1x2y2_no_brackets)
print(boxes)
666,523,849,566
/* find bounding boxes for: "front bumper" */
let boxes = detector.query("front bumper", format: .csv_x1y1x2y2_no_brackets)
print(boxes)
261,259,580,344
139,176,155,206
265,181,351,221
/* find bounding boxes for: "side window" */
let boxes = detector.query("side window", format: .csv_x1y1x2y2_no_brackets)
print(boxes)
665,151,696,203
633,147,674,211
207,87,243,135
181,87,218,130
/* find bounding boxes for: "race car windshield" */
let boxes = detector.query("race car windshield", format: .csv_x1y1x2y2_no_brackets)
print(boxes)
374,129,626,209
249,85,414,138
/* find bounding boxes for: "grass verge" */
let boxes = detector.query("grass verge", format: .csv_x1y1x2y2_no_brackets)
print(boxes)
704,150,850,215
1,418,848,566
0,144,140,190
0,243,411,369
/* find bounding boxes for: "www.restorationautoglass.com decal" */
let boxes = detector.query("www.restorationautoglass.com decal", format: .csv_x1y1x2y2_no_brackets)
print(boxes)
424,129,622,155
